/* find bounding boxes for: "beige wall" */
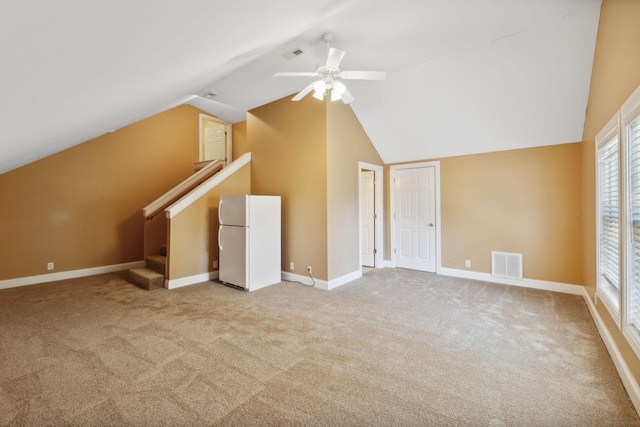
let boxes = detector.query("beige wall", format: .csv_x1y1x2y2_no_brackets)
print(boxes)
582,0,640,145
0,105,202,280
247,95,329,279
232,120,249,160
386,143,583,285
168,163,251,280
581,0,640,381
582,0,640,294
439,144,583,284
326,100,383,280
240,95,382,282
0,85,380,284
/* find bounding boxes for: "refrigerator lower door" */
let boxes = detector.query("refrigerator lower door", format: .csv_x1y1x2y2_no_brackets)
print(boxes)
219,225,248,289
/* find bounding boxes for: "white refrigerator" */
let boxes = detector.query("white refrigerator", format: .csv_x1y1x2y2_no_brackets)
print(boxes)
218,195,281,291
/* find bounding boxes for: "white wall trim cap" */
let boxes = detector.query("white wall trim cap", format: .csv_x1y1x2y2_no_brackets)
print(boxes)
166,152,251,219
143,158,225,218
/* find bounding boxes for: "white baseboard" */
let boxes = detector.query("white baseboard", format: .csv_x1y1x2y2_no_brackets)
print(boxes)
439,267,583,295
582,288,640,415
383,260,395,268
281,269,363,291
328,269,362,290
281,271,327,290
166,271,219,290
0,261,145,290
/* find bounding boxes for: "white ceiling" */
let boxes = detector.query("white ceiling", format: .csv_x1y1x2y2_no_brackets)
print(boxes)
0,0,601,174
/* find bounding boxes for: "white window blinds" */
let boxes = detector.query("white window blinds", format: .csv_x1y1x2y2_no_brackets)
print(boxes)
598,135,621,313
626,117,640,333
597,84,640,358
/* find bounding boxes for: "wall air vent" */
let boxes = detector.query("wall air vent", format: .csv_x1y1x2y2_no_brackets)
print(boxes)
491,251,523,280
283,47,304,60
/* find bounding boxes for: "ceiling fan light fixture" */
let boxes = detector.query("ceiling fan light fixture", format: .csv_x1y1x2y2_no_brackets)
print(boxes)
313,80,326,100
331,81,346,102
275,33,386,104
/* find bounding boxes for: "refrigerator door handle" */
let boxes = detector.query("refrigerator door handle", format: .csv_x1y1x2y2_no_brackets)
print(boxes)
218,226,223,250
218,198,223,224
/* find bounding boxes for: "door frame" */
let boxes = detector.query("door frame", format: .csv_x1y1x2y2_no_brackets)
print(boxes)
199,114,233,165
390,161,441,273
359,162,384,269
360,170,376,268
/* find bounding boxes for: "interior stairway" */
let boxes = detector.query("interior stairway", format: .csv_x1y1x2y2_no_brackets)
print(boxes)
129,244,167,290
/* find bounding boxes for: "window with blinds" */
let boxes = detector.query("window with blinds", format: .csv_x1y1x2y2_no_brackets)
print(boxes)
626,117,640,338
620,85,640,359
597,133,621,319
594,84,640,359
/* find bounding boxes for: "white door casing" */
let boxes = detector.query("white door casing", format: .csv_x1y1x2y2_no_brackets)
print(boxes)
361,170,375,267
358,162,384,269
393,165,437,272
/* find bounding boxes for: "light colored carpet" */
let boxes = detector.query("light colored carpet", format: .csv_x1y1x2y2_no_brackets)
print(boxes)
0,268,638,426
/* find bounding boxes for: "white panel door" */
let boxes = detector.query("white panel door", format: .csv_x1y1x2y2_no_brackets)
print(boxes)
203,121,226,161
361,171,375,267
394,167,436,272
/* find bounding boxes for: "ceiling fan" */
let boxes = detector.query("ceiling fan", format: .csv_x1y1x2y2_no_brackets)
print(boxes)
274,33,386,104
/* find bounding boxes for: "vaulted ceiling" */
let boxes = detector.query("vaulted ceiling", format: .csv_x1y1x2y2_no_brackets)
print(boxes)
0,0,601,174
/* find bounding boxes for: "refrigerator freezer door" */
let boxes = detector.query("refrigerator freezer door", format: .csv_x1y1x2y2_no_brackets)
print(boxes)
219,195,247,227
219,224,248,289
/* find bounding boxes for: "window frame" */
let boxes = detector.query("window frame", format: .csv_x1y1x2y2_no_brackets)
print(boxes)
622,86,640,358
596,112,622,327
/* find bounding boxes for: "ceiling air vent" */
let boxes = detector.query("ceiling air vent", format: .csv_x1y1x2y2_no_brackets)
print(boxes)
202,92,217,100
283,47,304,60
491,251,523,280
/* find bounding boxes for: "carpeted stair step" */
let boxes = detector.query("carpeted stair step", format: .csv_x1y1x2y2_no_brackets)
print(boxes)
129,268,165,290
159,244,167,256
146,254,166,275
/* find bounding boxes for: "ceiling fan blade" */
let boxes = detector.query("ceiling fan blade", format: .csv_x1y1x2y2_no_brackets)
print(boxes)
339,71,387,80
292,81,319,101
326,48,345,69
274,72,318,77
340,88,355,104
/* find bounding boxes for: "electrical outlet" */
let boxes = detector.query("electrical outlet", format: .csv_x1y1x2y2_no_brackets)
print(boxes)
213,260,218,269
47,262,54,271
465,260,471,268
307,266,312,275
290,262,294,270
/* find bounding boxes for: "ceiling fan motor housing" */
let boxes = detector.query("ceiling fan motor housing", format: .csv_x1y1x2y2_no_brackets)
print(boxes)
275,32,385,104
